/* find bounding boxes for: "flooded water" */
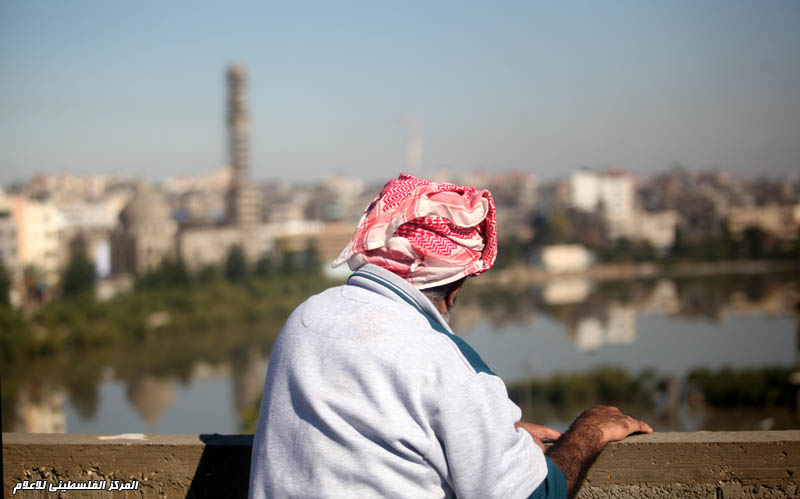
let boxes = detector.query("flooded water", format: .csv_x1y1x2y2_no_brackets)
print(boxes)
3,272,798,434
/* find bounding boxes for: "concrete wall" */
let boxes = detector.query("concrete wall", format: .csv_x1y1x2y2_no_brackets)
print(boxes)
3,431,799,498
578,431,799,498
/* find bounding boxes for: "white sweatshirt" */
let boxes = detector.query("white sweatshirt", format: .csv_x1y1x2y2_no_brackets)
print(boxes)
248,264,566,499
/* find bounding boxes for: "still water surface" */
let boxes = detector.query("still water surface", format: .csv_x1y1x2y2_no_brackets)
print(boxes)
8,272,800,434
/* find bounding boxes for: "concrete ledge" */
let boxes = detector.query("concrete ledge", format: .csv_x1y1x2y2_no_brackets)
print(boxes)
3,434,252,498
3,431,799,498
580,431,800,498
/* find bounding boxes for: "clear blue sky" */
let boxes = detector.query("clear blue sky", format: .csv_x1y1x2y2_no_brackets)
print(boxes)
1,0,798,184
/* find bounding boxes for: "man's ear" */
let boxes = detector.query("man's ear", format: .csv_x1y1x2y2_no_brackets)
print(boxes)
445,280,464,310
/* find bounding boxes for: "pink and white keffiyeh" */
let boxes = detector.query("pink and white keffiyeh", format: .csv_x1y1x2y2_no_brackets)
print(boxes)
332,174,497,289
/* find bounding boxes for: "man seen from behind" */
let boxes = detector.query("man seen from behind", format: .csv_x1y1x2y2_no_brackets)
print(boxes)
249,174,652,499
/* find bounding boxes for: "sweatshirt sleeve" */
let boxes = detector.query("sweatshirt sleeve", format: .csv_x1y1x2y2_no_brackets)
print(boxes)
432,372,566,499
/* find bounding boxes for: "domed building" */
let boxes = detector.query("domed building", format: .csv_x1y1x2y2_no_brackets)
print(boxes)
111,182,177,274
109,65,277,277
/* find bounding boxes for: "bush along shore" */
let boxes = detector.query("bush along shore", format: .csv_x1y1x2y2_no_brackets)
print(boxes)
506,365,798,410
1,250,335,430
0,249,334,363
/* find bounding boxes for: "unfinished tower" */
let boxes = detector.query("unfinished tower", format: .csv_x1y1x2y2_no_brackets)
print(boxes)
226,64,261,227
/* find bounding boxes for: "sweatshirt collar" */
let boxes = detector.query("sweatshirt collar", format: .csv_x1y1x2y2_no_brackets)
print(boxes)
346,264,496,377
346,264,455,335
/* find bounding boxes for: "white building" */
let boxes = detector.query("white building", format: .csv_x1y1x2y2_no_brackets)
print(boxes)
13,196,68,282
59,195,134,280
598,170,636,238
568,169,601,212
728,204,800,240
165,167,232,195
569,168,677,247
0,188,19,275
26,174,113,203
634,210,679,251
568,169,637,237
59,198,120,233
539,244,594,273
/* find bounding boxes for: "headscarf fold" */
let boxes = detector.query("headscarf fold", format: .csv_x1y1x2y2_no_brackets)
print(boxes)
332,174,497,289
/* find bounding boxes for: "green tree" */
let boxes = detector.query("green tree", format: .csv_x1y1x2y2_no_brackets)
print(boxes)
719,223,740,259
22,265,47,303
135,257,191,290
743,226,765,259
670,227,686,259
160,257,191,287
0,260,11,305
279,250,297,274
0,305,29,361
196,264,221,284
225,245,248,282
532,209,574,246
62,253,96,298
255,253,273,276
272,240,297,275
495,236,526,269
548,210,574,243
303,240,321,272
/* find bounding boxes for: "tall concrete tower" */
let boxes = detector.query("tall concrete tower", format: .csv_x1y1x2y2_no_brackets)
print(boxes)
226,64,261,227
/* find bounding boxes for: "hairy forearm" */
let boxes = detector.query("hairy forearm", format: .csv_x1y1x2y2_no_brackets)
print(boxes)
545,424,605,498
542,405,652,498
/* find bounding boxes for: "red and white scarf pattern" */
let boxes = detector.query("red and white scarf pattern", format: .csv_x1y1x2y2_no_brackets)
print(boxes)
333,174,497,289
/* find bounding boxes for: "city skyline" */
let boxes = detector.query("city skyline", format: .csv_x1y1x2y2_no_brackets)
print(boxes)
1,1,799,185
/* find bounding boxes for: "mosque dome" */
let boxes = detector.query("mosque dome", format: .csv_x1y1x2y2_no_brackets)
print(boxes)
119,183,173,230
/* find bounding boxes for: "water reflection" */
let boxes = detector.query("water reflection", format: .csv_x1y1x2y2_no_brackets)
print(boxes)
127,375,177,428
2,271,798,433
455,271,800,432
1,321,276,433
514,401,799,434
454,272,798,343
230,347,267,418
6,382,66,433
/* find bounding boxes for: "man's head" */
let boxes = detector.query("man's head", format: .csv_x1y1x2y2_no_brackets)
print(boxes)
334,174,497,316
420,277,466,323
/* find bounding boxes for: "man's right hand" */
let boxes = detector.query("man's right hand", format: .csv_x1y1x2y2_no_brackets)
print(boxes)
569,405,652,445
545,406,652,498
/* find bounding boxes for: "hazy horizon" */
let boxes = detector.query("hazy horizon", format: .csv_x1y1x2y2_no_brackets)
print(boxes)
2,1,798,185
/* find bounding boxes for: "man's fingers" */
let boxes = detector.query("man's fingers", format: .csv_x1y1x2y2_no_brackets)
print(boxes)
634,419,653,434
515,422,563,442
604,406,653,435
531,424,562,441
623,416,653,435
